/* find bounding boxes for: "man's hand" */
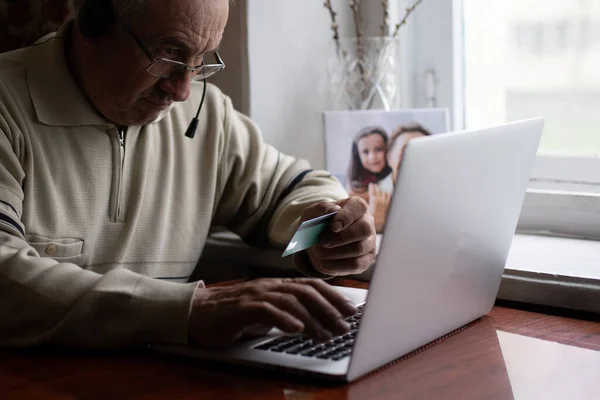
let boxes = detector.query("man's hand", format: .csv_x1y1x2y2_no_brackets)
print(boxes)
188,278,357,347
368,183,391,233
302,197,377,276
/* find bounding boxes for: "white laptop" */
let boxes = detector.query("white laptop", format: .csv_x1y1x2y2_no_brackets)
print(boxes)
154,118,544,382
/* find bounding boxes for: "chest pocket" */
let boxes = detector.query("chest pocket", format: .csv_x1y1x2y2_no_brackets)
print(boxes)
26,234,84,262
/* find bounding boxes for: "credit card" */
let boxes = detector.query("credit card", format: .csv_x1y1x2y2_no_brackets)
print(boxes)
281,211,339,257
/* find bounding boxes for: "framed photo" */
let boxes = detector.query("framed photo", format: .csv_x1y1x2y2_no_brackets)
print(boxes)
323,108,450,232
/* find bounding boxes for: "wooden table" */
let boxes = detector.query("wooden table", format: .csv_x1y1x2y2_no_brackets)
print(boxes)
2,279,600,399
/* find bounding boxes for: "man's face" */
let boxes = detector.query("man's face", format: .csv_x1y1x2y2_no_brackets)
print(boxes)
388,131,426,183
83,0,229,126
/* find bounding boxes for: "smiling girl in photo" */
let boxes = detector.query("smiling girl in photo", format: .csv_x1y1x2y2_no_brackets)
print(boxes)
345,126,394,200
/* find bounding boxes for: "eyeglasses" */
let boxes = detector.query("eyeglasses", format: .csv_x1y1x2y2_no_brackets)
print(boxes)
124,24,225,81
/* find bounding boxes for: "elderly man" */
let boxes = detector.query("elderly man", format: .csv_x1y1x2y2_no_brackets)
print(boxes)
0,0,376,348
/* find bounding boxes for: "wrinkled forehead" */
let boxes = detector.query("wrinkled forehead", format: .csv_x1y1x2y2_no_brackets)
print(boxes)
131,0,229,53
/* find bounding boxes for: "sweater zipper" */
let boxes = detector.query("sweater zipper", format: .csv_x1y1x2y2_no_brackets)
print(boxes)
115,127,126,222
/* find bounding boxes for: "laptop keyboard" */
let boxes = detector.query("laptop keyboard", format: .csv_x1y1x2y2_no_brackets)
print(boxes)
253,304,364,361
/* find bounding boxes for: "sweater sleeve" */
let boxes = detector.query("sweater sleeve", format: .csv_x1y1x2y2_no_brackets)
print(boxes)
0,100,198,348
211,95,348,249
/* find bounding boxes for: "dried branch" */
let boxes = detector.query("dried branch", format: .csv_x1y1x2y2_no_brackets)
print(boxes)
392,0,425,38
323,0,344,56
381,0,389,36
349,0,367,100
349,0,365,66
349,0,363,39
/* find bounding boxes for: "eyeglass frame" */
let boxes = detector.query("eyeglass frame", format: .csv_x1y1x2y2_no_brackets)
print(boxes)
123,24,225,80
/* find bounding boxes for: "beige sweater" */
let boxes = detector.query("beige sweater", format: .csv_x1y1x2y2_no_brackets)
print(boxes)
0,26,347,347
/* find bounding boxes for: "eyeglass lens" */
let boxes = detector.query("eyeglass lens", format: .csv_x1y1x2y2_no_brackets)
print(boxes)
147,59,223,80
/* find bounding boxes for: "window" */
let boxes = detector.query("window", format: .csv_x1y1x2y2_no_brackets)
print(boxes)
464,1,600,157
406,0,600,239
461,0,600,240
403,0,600,313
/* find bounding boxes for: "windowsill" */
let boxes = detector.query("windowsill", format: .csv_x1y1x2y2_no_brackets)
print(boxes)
498,234,600,314
199,232,600,314
506,234,600,279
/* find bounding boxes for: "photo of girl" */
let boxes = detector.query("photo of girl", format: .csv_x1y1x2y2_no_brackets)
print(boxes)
324,108,450,234
365,123,432,233
345,126,394,233
345,126,394,199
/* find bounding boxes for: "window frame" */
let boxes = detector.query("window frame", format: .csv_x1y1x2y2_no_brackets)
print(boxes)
402,0,600,239
349,1,600,314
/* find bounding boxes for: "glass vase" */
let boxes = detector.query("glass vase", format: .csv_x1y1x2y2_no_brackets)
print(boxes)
328,37,401,111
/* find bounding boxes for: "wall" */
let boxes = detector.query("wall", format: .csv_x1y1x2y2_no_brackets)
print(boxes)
410,0,462,128
211,0,250,115
361,0,418,110
246,0,353,169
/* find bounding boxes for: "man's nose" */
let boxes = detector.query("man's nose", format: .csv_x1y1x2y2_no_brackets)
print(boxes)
159,71,192,102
